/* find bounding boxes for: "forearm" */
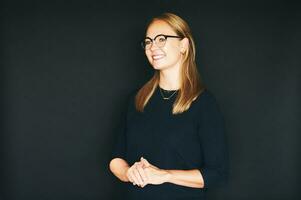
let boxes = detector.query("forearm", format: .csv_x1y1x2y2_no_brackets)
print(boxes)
165,169,204,188
109,158,130,182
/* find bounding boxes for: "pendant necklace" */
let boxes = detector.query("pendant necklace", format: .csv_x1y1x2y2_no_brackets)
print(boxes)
159,87,178,100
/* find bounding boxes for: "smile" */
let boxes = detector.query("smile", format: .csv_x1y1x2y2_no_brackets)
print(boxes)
152,55,165,60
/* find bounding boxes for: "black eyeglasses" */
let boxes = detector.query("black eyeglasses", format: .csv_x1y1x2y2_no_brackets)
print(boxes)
141,34,183,50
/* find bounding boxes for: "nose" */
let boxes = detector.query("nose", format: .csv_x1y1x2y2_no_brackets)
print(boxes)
150,41,160,51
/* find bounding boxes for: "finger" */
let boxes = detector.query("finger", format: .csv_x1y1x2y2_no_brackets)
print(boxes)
127,169,134,184
141,158,151,167
131,165,141,186
133,168,143,186
129,166,139,186
136,164,148,183
133,165,144,186
136,162,148,186
140,172,148,188
130,170,139,186
141,182,147,188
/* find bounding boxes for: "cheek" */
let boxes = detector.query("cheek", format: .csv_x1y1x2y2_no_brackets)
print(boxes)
165,46,181,61
145,51,152,61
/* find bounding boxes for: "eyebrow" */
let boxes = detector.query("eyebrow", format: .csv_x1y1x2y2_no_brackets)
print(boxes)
145,34,164,39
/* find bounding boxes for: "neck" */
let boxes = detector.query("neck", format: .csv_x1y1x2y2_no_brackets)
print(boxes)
159,64,181,90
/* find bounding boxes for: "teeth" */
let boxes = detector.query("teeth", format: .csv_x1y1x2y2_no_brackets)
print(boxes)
153,55,164,60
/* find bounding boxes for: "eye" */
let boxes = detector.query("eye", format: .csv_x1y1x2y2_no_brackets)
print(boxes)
158,36,166,43
144,40,152,46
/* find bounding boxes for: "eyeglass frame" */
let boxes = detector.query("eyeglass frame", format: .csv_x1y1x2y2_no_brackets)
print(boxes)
141,34,184,50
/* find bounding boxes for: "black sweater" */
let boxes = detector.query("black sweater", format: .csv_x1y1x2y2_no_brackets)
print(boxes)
110,86,229,200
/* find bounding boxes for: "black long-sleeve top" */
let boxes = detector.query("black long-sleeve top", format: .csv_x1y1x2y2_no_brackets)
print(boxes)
109,86,229,200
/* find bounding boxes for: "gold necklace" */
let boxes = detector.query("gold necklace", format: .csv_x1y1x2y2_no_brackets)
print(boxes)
159,87,178,100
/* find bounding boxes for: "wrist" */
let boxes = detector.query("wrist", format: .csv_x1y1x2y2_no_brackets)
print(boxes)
163,169,172,183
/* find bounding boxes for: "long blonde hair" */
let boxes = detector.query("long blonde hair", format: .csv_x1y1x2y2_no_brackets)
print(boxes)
135,12,205,115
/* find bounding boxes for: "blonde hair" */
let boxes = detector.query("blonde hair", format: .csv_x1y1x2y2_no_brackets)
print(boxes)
135,12,205,114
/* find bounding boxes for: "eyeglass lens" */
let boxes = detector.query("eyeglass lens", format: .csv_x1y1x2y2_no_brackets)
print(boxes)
143,35,166,49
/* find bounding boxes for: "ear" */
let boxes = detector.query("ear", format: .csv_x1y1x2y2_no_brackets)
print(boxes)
180,37,189,53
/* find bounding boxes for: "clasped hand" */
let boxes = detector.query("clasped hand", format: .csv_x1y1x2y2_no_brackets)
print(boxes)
126,157,169,188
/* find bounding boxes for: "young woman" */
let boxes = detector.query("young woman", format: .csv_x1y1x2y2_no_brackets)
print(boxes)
109,12,228,200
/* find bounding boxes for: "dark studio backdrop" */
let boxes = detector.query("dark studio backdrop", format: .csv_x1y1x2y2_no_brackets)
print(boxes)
1,0,300,200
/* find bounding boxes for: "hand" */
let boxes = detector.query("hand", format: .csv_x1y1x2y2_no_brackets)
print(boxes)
126,161,148,187
140,157,170,186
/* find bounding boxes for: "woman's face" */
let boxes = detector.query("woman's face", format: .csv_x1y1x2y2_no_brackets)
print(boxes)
145,20,186,70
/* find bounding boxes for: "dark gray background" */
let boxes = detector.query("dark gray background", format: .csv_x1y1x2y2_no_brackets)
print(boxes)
1,1,300,200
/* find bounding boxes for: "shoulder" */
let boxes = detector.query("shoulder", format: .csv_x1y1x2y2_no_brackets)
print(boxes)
193,88,222,113
125,87,139,111
195,88,218,105
128,87,139,102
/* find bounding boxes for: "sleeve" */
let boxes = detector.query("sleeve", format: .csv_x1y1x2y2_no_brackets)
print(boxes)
109,93,133,162
110,114,127,161
197,91,229,189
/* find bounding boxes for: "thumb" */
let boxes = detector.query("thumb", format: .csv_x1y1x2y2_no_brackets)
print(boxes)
140,157,151,167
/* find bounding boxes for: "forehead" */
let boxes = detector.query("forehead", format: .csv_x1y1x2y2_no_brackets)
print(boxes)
146,20,176,38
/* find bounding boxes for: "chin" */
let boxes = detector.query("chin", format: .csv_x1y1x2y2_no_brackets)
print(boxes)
152,65,165,70
151,62,167,70
152,64,160,69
